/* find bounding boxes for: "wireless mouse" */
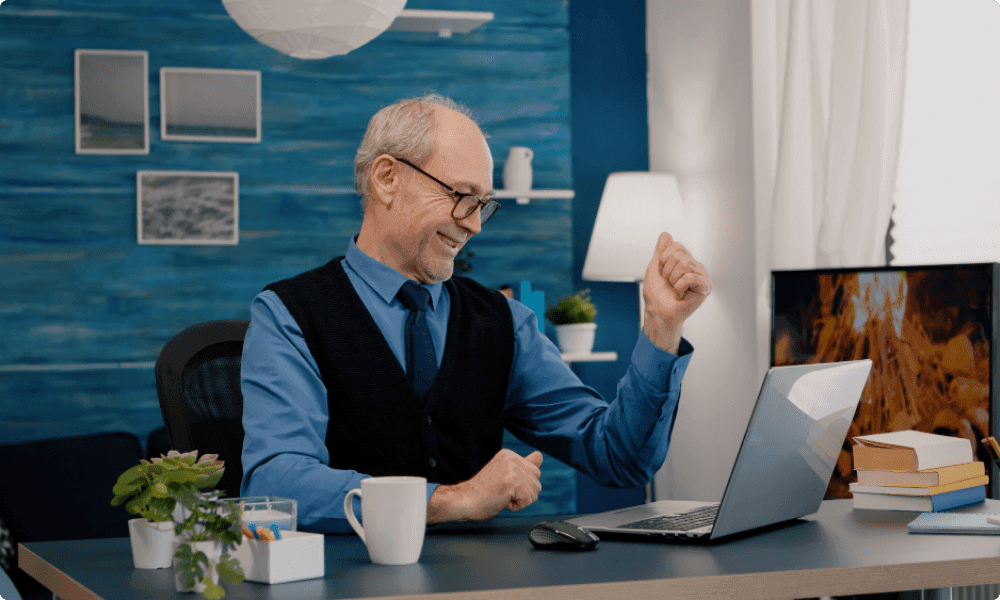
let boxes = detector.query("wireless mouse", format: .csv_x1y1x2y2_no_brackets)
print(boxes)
528,520,600,551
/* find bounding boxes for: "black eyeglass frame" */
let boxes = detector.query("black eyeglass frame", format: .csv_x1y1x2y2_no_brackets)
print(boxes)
395,157,500,224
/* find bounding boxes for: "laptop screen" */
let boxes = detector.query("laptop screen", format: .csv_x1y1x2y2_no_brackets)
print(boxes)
710,360,871,539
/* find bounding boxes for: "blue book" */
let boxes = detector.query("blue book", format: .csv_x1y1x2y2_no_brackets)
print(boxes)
853,484,986,512
931,485,987,511
909,512,1000,535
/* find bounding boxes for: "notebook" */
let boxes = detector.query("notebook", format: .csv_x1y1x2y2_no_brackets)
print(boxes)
566,359,873,542
908,512,1000,535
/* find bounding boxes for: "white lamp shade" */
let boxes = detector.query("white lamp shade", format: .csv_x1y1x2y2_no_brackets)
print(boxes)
222,0,408,60
582,172,685,282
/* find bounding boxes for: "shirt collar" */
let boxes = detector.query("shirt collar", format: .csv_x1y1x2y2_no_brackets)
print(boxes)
344,236,444,309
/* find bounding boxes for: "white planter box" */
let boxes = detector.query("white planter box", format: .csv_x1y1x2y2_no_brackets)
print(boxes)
230,531,324,584
555,322,596,354
128,518,176,569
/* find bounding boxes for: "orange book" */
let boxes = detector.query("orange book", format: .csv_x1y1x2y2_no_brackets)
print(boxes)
855,461,985,487
849,474,989,496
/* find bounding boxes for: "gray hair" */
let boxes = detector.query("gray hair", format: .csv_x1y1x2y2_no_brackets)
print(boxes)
354,92,479,210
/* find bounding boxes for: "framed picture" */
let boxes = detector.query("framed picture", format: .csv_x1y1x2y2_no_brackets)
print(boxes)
137,171,239,245
160,67,261,143
75,49,149,154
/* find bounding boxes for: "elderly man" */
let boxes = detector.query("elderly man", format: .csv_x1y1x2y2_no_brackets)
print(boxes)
240,93,711,533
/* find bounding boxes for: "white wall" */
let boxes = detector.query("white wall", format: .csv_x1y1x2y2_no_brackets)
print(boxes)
647,0,760,501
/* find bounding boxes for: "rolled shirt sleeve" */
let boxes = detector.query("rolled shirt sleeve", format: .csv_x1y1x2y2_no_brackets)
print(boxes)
501,298,692,488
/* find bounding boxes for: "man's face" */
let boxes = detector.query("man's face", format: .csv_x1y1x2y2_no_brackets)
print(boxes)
387,109,493,284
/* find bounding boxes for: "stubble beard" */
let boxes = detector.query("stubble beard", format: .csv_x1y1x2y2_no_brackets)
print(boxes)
424,256,454,283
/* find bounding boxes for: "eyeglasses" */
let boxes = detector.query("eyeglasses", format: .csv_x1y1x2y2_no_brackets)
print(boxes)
395,158,500,225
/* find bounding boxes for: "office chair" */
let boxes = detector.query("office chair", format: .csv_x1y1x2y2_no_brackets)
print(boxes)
155,319,250,499
0,432,143,600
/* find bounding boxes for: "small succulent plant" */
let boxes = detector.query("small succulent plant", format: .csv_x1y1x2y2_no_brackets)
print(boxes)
111,450,225,522
545,289,598,325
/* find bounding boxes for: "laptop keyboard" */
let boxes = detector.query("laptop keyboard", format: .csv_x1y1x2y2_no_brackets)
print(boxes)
619,504,719,531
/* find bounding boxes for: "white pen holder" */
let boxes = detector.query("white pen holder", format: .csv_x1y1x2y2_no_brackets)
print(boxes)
230,531,324,584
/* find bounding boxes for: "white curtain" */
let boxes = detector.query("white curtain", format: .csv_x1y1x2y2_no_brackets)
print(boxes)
752,0,910,373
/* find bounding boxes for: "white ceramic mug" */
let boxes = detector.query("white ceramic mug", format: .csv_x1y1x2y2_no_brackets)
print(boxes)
344,476,427,565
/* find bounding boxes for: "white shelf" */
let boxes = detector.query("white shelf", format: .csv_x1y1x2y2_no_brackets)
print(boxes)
493,189,575,205
561,351,618,364
388,9,494,38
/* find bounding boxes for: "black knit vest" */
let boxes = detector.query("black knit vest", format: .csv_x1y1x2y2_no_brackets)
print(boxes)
264,258,514,484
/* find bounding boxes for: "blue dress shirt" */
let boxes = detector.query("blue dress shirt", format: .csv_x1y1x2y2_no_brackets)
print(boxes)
241,238,694,533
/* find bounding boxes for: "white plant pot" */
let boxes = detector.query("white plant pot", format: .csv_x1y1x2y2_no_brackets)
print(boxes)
174,540,222,593
555,322,597,354
127,518,176,569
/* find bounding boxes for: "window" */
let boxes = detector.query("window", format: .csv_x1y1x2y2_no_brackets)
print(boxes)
889,0,1000,265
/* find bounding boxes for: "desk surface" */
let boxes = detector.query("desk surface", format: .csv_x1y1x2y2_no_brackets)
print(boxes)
20,499,1000,600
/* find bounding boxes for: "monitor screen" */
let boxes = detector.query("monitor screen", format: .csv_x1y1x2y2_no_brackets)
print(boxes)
771,264,999,499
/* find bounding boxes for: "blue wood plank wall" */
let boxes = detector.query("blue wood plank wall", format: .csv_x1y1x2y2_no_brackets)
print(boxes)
0,0,575,515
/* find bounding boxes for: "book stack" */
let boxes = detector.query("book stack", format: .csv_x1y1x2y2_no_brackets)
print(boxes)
850,430,988,512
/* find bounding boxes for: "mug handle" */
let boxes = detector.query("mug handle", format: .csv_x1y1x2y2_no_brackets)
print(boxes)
344,488,365,544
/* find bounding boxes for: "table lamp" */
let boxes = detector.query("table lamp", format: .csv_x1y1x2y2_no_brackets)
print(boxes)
582,172,686,331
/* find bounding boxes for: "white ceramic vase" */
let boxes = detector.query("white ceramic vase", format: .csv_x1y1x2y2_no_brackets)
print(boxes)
503,147,534,192
555,323,596,354
127,518,176,569
173,540,222,593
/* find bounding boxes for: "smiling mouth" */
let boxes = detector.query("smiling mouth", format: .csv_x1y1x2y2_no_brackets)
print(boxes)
438,233,464,251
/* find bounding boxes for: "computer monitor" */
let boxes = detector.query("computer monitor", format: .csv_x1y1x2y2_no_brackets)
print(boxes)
771,263,1000,499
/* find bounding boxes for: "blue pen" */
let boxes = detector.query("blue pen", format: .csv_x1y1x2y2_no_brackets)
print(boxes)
269,524,282,540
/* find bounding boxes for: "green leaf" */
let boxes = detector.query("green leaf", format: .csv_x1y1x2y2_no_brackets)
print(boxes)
163,469,199,483
112,465,148,491
173,544,205,589
125,487,153,517
217,554,245,585
202,580,225,600
150,481,170,497
111,480,142,499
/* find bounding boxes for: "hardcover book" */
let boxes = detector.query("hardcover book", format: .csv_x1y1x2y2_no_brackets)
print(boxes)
848,474,989,496
855,462,985,487
852,430,973,471
852,484,986,512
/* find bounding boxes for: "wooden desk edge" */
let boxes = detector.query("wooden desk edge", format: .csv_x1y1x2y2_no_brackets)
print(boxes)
19,543,101,600
19,541,1000,600
355,557,1000,600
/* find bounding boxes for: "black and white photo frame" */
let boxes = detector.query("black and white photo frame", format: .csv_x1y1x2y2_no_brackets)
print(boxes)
160,67,262,143
137,170,239,245
75,49,149,154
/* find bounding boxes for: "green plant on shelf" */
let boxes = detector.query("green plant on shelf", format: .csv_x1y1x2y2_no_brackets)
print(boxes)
545,289,597,325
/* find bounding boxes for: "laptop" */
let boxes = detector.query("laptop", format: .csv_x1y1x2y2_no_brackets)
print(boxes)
567,359,873,542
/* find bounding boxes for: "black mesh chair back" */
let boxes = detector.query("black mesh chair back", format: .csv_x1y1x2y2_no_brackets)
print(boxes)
155,320,250,498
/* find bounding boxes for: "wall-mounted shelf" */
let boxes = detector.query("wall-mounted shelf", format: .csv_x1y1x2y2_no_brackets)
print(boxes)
494,189,575,205
561,351,618,364
388,9,494,38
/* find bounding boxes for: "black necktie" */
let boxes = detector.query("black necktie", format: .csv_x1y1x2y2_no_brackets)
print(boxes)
397,281,437,398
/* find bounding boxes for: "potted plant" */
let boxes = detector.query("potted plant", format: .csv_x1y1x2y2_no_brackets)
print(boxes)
173,494,245,599
111,450,225,569
545,289,598,354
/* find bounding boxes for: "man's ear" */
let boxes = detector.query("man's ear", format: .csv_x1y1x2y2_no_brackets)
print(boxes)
369,155,399,207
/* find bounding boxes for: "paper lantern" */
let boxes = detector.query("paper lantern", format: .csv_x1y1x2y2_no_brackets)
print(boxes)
221,0,408,60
